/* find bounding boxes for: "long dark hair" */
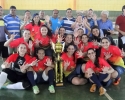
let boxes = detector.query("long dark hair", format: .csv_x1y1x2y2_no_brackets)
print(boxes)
91,25,101,42
35,47,45,59
40,25,52,38
66,44,77,61
87,48,100,68
31,15,41,26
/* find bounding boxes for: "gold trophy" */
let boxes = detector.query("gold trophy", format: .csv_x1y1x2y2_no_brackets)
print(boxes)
51,35,65,86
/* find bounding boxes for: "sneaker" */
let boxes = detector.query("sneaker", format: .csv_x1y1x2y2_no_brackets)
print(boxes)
99,87,106,96
0,81,10,89
113,77,121,85
48,85,55,93
32,85,40,94
90,84,96,92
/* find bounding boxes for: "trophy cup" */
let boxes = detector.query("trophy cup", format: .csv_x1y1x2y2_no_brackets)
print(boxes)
51,35,65,86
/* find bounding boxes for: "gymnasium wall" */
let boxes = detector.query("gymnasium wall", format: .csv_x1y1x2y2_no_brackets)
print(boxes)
0,0,124,21
0,0,124,11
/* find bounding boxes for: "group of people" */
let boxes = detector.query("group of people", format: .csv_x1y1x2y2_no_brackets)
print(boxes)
0,5,125,96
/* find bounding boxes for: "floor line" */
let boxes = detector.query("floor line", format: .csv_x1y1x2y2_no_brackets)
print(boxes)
104,92,113,100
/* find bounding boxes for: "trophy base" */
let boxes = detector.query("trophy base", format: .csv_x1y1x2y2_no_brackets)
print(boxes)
56,82,64,87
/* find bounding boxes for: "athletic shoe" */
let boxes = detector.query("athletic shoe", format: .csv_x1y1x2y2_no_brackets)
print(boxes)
113,77,121,85
32,85,40,94
99,87,106,96
48,85,55,93
90,84,96,92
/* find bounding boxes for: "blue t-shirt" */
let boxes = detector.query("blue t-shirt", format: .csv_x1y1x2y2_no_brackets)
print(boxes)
50,17,63,33
97,19,113,30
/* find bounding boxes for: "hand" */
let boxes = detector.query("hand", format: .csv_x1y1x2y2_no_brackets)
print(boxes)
83,17,87,24
107,29,113,34
24,15,29,24
55,28,59,35
58,35,64,42
64,61,70,69
59,16,63,21
45,15,50,23
44,58,52,67
74,32,79,37
100,66,109,74
102,66,109,72
104,52,112,60
35,39,40,44
92,14,97,21
28,40,33,49
30,59,39,66
74,38,80,46
93,40,98,46
121,48,125,57
1,61,12,69
80,44,84,51
10,33,17,40
76,50,84,58
19,62,28,72
85,68,93,78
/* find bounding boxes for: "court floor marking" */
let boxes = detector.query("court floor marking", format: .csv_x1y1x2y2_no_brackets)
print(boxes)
105,92,113,100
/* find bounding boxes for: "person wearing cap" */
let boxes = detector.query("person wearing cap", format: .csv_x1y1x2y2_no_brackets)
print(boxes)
3,6,21,55
115,5,125,51
24,13,43,41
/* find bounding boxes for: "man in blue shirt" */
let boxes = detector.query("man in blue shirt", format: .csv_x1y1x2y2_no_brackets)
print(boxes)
49,9,63,34
97,11,114,35
3,6,21,55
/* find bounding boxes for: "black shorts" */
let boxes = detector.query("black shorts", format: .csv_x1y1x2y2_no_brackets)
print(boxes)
2,68,31,89
0,41,8,58
66,64,84,83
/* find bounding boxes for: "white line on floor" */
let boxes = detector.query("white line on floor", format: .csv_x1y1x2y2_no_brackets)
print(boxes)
105,92,113,100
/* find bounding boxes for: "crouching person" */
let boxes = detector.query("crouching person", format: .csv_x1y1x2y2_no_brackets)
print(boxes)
0,43,36,91
26,48,55,94
84,48,118,96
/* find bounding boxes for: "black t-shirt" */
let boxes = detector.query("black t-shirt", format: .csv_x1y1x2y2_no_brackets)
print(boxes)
12,56,26,75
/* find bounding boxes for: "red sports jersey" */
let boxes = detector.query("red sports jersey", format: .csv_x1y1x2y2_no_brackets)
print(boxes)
100,45,122,62
78,42,99,52
6,53,33,64
85,57,110,73
32,56,50,72
35,34,56,47
25,23,43,41
61,53,76,71
9,37,34,54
